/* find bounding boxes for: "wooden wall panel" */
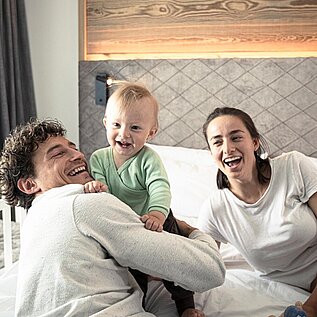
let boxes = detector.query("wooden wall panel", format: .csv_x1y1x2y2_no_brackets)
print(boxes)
82,0,317,60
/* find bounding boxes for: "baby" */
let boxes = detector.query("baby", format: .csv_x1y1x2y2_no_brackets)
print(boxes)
85,81,205,317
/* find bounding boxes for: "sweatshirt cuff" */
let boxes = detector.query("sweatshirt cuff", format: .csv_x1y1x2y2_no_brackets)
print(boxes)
189,230,219,249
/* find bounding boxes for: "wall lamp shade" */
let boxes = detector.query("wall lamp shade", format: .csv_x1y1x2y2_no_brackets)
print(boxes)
95,73,109,106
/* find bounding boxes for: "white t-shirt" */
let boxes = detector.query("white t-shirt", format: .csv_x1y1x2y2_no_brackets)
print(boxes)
198,151,317,290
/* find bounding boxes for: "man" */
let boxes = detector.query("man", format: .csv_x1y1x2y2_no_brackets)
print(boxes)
0,119,225,317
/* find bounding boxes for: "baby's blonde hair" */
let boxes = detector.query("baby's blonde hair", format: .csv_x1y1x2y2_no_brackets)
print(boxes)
106,81,159,128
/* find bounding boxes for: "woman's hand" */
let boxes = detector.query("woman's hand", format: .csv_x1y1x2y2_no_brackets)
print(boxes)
302,304,316,317
268,302,310,317
175,218,198,237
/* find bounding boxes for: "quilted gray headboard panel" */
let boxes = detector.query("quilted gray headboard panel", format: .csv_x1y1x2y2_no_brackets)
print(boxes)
79,58,317,159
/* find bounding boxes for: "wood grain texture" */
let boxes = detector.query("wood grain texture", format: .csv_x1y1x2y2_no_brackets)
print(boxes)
79,0,86,61
83,0,317,60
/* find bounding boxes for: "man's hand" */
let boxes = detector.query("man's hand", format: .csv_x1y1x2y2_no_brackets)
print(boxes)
84,180,108,193
140,211,165,232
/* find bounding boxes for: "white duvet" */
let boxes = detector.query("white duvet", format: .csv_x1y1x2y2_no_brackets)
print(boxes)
0,144,312,317
0,263,309,317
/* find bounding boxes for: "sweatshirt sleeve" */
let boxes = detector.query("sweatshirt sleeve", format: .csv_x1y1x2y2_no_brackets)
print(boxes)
141,148,171,217
89,149,109,186
73,192,225,293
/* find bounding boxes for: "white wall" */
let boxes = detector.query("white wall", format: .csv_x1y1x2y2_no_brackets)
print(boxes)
24,0,79,144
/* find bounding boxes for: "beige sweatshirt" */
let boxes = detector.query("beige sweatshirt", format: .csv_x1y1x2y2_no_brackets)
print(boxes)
15,184,225,317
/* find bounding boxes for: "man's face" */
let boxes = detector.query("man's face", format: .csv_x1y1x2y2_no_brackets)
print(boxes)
29,136,93,194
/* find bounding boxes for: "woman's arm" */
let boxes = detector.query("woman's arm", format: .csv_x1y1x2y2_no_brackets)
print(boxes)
302,276,317,317
308,192,317,218
302,192,317,317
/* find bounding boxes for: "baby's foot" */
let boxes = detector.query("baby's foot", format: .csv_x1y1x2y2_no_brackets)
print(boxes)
181,308,205,317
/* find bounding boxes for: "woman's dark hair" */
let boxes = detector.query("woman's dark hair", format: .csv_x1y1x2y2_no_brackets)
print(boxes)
0,118,66,209
202,107,270,189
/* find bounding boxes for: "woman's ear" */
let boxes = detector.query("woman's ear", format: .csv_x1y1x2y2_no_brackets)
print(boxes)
17,178,40,195
254,138,260,152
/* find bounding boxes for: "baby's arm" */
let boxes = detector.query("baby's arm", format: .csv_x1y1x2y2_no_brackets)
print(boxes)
141,210,166,232
84,180,108,193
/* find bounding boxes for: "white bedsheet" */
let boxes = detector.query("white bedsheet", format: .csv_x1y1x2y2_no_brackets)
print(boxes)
147,270,309,317
0,144,313,316
194,270,309,317
0,263,309,317
0,263,17,317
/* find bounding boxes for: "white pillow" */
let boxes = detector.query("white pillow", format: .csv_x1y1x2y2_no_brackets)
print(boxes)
147,144,218,222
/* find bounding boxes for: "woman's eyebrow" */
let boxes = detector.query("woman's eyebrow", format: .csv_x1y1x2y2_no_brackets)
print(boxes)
209,135,222,141
209,129,245,140
229,129,245,135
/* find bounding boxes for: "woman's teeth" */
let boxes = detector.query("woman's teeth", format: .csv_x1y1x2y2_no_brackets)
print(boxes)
224,156,241,167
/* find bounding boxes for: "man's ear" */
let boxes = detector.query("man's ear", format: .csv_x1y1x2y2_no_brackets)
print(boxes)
147,127,158,142
17,178,40,195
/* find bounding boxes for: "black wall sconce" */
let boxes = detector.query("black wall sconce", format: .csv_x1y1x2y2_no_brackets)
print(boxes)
95,73,111,106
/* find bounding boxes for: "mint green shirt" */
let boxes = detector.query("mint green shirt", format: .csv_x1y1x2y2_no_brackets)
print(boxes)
90,146,171,217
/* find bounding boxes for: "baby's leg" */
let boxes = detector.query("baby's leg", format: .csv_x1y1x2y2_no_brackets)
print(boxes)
145,280,178,317
163,209,182,235
163,210,205,316
129,268,149,307
163,280,204,317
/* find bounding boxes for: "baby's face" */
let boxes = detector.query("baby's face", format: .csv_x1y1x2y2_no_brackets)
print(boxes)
105,97,157,165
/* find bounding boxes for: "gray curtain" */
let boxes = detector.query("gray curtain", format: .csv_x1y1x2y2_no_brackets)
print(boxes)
0,0,36,148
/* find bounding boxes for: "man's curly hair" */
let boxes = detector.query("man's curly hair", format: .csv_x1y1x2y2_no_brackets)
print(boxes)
0,118,66,209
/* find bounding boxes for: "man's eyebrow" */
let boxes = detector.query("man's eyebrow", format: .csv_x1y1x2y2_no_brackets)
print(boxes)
46,144,63,155
46,141,77,157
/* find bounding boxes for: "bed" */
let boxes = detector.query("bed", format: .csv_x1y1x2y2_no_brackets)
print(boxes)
0,144,311,317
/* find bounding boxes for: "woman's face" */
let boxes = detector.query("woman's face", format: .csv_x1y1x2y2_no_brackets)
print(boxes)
206,115,259,184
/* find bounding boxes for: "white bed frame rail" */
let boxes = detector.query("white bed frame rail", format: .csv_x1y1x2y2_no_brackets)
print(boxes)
0,199,26,269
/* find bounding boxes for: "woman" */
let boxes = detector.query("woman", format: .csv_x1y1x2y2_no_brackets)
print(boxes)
197,107,317,317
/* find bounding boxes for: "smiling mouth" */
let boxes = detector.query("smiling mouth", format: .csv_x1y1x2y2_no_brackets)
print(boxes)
69,166,87,176
223,156,242,167
116,140,132,148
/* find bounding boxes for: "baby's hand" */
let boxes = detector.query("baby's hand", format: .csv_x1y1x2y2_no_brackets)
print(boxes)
140,211,165,232
84,180,108,193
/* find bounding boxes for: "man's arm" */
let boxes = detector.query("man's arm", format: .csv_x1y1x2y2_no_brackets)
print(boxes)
74,192,226,293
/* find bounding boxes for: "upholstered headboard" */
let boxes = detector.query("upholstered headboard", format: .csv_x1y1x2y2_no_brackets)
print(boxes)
79,58,317,159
